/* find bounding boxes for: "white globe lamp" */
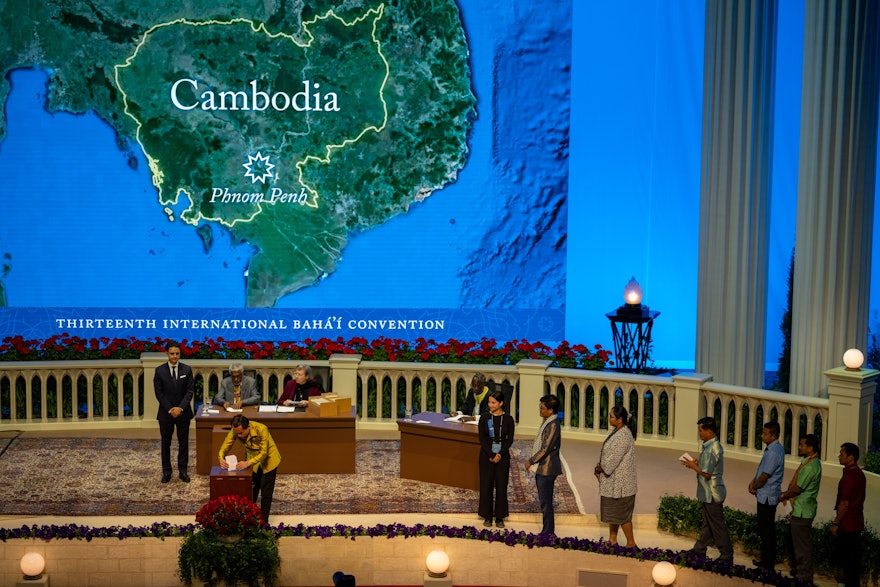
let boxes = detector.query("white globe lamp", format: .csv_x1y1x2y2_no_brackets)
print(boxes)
425,549,450,578
843,348,865,371
651,561,676,586
20,552,45,579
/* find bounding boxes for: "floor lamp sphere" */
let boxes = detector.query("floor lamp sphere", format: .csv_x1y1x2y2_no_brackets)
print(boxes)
843,348,865,370
425,550,450,577
20,552,45,578
651,561,676,585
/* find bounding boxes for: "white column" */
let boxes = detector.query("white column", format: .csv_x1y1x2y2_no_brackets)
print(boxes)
670,372,714,451
825,365,878,468
140,352,166,429
790,0,880,396
515,359,552,435
329,353,362,403
695,0,777,388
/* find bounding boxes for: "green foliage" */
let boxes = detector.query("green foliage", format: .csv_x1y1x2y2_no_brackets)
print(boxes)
178,528,280,587
658,495,880,585
866,449,880,475
656,494,702,535
774,248,794,393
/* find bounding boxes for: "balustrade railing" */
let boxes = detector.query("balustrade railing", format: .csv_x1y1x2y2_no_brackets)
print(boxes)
0,354,872,467
701,381,830,458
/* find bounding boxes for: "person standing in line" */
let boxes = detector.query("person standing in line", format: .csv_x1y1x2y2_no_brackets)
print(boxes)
831,442,866,587
154,341,194,483
780,434,822,585
214,363,261,409
595,405,638,548
748,421,785,569
681,416,733,563
524,394,562,535
477,389,515,528
219,414,281,525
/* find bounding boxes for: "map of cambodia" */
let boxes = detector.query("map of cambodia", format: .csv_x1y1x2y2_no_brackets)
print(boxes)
0,0,476,307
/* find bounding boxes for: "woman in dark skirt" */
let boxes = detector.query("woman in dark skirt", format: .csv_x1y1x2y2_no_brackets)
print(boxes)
594,405,638,547
478,389,515,528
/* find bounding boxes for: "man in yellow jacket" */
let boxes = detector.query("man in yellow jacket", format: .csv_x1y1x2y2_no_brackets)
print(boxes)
219,414,281,524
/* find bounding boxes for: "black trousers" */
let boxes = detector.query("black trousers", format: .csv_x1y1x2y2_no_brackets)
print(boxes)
158,417,190,475
478,451,510,521
837,529,862,587
756,500,777,567
252,466,277,525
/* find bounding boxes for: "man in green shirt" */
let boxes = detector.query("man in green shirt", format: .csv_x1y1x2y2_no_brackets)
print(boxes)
780,434,821,584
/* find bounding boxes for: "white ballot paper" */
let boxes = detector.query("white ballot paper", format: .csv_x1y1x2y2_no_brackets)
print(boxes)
225,455,238,471
258,405,277,413
225,407,243,413
679,452,695,463
277,406,297,413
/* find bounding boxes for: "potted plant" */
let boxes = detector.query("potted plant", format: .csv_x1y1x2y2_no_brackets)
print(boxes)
178,495,280,587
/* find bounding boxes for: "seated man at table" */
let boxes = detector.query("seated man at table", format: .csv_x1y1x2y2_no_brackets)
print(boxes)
219,414,281,524
277,365,324,407
213,363,261,409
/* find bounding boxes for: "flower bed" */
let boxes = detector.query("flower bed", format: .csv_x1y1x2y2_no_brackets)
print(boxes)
0,335,613,369
1,521,798,585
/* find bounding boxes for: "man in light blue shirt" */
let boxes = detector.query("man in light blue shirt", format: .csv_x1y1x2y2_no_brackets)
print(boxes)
748,421,785,569
681,416,733,564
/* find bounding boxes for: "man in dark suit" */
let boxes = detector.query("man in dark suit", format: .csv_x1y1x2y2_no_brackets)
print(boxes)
154,341,194,483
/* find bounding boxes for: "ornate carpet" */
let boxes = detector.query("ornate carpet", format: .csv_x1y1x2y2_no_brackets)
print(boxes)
0,438,581,516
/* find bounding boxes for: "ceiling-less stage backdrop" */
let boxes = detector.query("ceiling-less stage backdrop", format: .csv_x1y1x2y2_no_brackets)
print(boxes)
0,0,877,368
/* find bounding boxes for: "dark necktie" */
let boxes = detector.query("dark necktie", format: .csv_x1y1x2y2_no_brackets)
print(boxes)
172,366,177,380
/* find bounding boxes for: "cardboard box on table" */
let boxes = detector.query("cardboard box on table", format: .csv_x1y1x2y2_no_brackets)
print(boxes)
324,393,352,414
307,397,337,417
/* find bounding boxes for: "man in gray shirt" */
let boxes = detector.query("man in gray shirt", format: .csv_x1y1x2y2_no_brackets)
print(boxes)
681,416,733,564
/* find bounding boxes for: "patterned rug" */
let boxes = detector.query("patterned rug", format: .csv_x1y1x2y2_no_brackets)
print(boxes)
0,438,581,516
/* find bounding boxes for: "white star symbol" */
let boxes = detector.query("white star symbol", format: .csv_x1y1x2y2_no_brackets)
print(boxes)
242,152,275,184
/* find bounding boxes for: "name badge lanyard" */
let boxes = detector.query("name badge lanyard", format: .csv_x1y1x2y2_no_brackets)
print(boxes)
488,415,503,453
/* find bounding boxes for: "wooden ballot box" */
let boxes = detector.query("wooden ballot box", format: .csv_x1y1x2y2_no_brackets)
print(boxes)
209,466,253,501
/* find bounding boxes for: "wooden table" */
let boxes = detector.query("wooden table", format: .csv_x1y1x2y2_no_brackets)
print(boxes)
195,405,356,475
397,411,481,491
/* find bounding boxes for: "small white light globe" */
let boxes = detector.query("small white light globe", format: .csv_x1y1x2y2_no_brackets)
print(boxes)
652,561,676,586
425,549,450,577
843,348,865,370
624,277,643,305
20,552,45,578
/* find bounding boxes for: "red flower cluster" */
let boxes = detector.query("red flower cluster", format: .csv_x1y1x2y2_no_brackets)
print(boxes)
195,495,264,534
0,334,613,369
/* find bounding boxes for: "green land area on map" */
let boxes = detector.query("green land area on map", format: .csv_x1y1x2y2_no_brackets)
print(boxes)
0,0,476,306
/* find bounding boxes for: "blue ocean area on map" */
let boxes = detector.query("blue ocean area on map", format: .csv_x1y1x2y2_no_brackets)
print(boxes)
0,0,571,343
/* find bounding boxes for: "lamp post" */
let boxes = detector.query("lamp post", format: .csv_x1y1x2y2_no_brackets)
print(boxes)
606,277,660,373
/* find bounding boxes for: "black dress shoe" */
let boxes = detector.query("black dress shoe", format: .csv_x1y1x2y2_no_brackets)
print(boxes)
161,473,171,483
179,473,191,483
